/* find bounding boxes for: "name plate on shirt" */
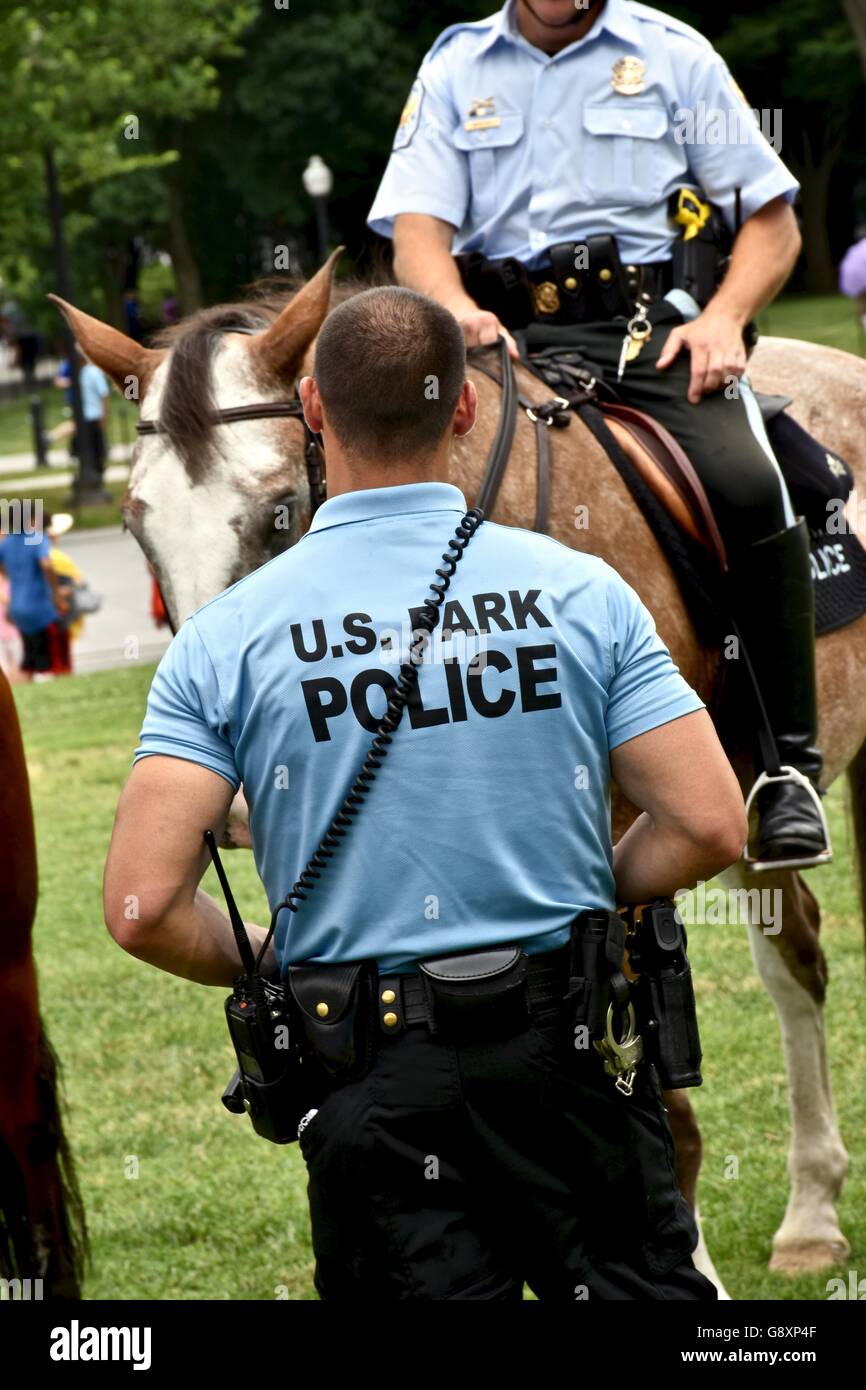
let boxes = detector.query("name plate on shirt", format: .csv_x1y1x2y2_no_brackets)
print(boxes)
464,116,501,131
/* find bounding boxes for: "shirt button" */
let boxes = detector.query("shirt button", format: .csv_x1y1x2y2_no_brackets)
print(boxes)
621,119,631,130
542,118,551,129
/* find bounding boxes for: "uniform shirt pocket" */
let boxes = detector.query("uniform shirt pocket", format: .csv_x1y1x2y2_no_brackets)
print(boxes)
582,103,677,207
452,112,524,225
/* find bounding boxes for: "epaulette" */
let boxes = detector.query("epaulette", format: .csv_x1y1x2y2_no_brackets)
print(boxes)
424,15,499,66
628,2,714,52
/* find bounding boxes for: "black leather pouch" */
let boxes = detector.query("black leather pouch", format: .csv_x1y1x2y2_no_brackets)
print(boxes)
287,959,377,1081
418,946,529,1042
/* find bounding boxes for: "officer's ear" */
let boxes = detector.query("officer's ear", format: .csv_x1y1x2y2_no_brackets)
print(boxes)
249,246,344,382
453,379,477,439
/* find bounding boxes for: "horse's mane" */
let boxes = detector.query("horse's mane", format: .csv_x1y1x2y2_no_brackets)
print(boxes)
144,273,378,481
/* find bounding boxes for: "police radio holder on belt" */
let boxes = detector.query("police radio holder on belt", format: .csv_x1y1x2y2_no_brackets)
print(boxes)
205,504,486,1144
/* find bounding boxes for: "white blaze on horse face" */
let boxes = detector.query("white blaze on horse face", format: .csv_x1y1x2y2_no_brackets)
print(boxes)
125,334,305,626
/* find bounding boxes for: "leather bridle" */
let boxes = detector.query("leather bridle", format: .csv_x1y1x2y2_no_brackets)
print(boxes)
135,392,327,517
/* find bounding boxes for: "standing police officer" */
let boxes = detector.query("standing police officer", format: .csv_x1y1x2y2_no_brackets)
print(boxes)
368,0,828,870
104,286,746,1300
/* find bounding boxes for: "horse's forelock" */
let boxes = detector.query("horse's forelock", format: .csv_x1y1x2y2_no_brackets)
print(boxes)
148,301,280,483
146,277,372,484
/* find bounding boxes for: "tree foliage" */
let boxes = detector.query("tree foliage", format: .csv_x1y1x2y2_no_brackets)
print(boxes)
1,0,862,324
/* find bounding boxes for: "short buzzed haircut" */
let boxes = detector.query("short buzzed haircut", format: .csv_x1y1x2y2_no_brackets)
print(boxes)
313,287,466,463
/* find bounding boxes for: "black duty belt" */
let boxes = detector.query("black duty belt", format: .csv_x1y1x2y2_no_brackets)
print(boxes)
527,258,672,316
377,942,570,1036
456,237,674,330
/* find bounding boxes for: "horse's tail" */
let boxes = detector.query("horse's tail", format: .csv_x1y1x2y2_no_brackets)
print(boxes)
0,1020,89,1298
847,739,866,969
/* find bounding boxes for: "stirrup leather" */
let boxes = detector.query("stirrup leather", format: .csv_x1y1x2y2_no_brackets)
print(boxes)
743,766,833,872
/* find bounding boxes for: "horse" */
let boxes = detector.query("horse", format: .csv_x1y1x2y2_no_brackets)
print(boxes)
50,253,866,1288
0,666,87,1298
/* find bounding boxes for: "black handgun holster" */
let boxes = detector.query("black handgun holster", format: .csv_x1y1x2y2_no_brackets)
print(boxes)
631,902,703,1090
287,960,378,1081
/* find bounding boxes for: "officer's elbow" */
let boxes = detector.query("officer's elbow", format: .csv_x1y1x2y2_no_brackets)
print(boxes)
103,875,167,956
688,798,748,876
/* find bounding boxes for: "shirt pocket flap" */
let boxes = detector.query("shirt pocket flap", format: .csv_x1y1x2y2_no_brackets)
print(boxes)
583,104,668,140
452,111,524,151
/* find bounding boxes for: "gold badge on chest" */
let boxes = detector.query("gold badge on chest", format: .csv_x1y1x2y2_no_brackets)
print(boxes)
611,56,646,96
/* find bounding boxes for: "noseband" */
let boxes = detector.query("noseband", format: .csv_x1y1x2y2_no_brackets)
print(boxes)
135,393,327,517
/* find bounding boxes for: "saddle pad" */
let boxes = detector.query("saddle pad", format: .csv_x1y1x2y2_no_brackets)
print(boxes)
810,529,866,636
581,402,866,639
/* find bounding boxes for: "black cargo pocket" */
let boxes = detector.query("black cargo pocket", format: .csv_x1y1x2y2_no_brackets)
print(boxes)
642,1193,698,1278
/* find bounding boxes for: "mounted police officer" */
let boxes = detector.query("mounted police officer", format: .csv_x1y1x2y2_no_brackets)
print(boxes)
105,286,747,1300
368,0,830,870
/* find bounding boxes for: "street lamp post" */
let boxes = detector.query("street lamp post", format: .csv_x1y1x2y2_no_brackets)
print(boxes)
302,155,333,266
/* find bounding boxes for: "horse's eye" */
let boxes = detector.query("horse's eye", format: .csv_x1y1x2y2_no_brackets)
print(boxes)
269,493,297,554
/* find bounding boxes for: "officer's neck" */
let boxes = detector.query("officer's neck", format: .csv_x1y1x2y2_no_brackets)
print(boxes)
322,440,452,501
516,0,605,54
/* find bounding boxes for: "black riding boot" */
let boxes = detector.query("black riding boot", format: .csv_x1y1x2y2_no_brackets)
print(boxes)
728,519,831,869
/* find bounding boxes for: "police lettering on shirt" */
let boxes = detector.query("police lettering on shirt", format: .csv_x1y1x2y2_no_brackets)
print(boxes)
294,589,561,742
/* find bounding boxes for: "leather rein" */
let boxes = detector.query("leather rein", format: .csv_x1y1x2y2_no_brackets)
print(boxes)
136,395,327,518
133,336,571,530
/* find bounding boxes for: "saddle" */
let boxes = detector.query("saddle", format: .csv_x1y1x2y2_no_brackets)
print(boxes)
499,346,866,641
599,403,727,566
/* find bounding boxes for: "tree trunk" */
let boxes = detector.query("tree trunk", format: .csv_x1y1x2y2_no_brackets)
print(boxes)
164,124,203,314
795,134,840,295
842,0,866,79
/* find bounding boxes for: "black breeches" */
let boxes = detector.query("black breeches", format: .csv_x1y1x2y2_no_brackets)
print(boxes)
563,301,790,557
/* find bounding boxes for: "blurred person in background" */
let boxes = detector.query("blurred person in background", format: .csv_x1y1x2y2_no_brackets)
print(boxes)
0,571,23,682
0,507,70,681
46,512,90,673
54,345,110,483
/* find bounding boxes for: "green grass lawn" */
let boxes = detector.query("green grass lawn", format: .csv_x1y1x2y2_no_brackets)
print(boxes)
757,293,862,355
13,664,866,1301
0,478,127,531
0,386,138,458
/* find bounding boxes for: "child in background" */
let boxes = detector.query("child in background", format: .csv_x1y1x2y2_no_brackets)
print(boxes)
0,572,23,682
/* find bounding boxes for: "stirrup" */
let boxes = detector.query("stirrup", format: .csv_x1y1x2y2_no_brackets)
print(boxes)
743,766,833,872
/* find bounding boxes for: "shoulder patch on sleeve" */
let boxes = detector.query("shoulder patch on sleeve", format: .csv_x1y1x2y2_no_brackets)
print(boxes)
393,78,424,151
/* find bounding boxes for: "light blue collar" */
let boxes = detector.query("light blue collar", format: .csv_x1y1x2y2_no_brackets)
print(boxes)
480,0,642,56
306,482,468,535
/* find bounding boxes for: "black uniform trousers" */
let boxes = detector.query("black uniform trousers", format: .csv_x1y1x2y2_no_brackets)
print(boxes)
536,299,790,556
298,982,716,1302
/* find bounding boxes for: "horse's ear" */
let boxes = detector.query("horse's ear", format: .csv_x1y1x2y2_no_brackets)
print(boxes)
47,294,164,400
249,246,345,379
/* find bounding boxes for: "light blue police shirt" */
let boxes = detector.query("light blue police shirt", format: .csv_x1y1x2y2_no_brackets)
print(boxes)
134,483,704,973
368,0,799,269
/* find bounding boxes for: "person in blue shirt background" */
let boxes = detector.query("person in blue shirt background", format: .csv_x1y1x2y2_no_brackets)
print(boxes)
0,512,67,679
104,285,745,1300
54,346,110,480
368,0,828,872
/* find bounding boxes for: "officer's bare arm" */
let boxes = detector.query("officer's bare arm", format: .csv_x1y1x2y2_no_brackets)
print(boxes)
657,194,802,404
103,755,277,986
393,212,520,358
610,709,747,903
